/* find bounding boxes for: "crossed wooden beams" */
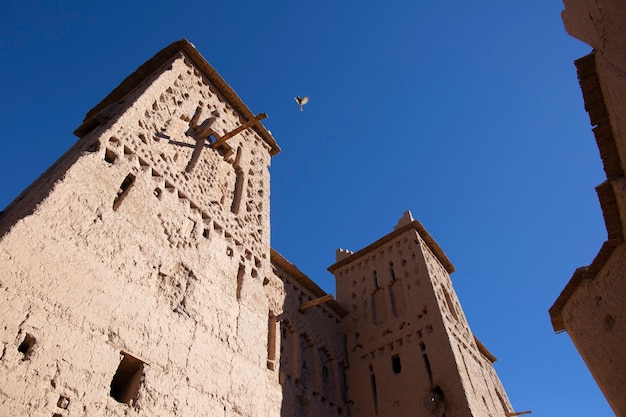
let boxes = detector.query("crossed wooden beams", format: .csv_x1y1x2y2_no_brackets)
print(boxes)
185,106,267,172
211,112,268,149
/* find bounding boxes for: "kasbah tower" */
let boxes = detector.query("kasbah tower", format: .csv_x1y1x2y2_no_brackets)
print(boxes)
0,39,525,416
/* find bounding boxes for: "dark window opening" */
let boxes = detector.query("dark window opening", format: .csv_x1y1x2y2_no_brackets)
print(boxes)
323,365,329,382
442,288,459,321
422,353,433,386
105,148,117,163
340,364,348,404
267,311,277,370
17,333,36,360
370,371,378,415
110,352,144,405
112,174,136,211
389,284,398,317
236,264,245,301
392,354,402,374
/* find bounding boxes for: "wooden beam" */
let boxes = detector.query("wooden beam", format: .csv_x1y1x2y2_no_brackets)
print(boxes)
211,113,267,149
188,106,216,139
299,294,334,313
506,411,532,416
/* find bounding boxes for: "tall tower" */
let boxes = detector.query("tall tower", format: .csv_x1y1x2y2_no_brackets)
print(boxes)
329,211,517,417
0,39,282,416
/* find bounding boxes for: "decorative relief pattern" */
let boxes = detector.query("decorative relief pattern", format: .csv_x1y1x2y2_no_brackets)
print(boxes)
103,56,271,261
270,264,348,416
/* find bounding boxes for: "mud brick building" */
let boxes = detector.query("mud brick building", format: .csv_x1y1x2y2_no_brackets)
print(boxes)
550,1,626,416
0,39,517,416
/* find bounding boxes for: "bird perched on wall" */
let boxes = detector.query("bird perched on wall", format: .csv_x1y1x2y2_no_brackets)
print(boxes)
295,95,309,111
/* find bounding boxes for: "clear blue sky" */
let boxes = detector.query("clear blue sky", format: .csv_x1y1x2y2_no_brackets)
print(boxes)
0,1,612,415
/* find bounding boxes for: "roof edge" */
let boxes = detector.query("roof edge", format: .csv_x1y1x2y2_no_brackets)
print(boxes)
576,51,623,179
549,266,589,332
474,335,497,364
328,219,454,274
74,39,280,156
550,51,626,333
270,248,348,317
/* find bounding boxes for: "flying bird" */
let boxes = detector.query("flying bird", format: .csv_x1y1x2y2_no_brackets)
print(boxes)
295,95,309,111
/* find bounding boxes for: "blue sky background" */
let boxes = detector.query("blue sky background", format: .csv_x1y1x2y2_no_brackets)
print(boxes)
0,1,613,415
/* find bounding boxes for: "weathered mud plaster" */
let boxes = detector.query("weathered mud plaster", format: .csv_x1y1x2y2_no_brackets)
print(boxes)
330,211,515,417
0,39,516,417
551,2,626,416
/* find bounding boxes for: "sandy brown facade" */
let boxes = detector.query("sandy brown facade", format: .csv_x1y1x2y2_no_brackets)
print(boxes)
0,39,285,417
330,211,513,417
549,1,626,416
0,39,514,416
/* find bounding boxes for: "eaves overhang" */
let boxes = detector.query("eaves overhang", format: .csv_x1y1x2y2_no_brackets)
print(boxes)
74,39,280,156
327,219,455,275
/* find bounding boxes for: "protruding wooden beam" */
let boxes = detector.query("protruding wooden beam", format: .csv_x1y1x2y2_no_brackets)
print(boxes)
211,113,268,149
506,411,532,416
188,106,216,139
299,294,334,313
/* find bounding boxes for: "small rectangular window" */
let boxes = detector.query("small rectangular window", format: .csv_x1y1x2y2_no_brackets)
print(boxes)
17,333,36,360
110,352,144,405
392,354,402,374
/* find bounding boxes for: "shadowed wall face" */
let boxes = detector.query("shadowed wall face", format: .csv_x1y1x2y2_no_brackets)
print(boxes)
551,2,626,416
330,214,513,417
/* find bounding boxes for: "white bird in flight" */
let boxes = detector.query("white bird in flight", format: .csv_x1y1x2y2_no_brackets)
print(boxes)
295,95,309,111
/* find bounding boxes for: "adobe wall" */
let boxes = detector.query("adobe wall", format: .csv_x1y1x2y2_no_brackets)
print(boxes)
331,213,513,417
268,250,348,417
550,2,626,416
560,245,626,414
0,39,519,417
0,44,280,416
419,231,512,416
